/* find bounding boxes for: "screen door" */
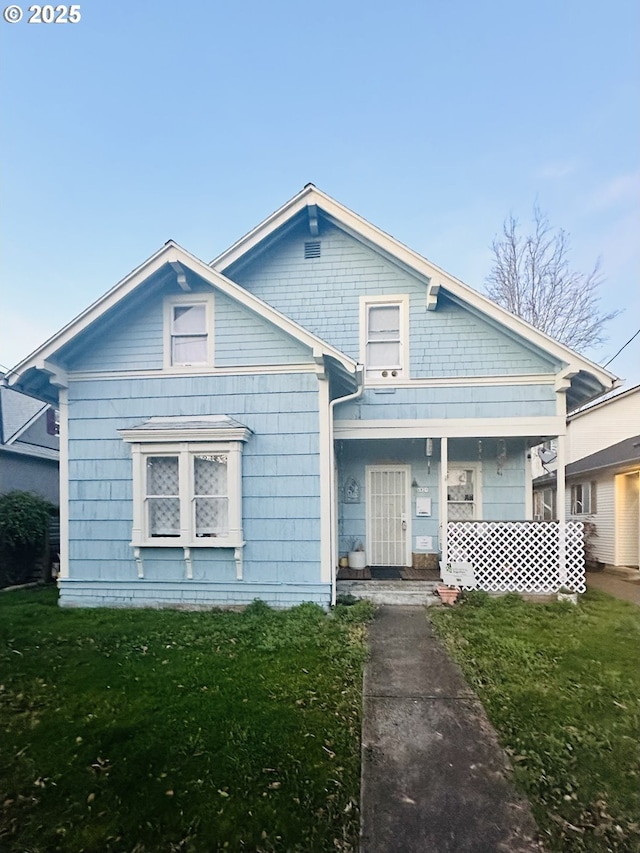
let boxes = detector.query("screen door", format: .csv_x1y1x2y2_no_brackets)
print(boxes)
366,466,411,566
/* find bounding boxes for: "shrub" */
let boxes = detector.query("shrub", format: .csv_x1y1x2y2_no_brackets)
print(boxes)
0,491,55,588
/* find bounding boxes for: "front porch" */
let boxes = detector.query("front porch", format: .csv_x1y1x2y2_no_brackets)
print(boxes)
337,564,441,605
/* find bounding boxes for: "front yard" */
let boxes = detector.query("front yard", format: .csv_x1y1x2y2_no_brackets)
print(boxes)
431,589,640,853
0,589,374,853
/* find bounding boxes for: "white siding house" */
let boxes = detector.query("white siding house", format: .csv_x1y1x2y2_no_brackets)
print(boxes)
533,386,640,572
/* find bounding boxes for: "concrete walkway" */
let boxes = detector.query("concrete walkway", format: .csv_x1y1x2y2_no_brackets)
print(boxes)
360,606,544,853
586,570,640,606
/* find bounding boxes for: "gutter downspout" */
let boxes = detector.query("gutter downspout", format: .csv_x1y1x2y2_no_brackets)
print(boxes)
328,365,365,606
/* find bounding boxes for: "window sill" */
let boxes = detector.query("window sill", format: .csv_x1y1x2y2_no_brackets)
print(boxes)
133,538,244,549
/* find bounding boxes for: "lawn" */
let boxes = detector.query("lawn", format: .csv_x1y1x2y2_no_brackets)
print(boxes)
431,589,640,853
0,588,375,853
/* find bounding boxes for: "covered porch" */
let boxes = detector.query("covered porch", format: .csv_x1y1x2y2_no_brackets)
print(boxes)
333,430,584,600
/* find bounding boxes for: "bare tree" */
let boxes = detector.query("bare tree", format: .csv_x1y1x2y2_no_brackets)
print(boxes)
485,205,619,352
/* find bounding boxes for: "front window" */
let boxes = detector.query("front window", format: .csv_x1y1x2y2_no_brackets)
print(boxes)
136,445,240,545
146,455,180,536
194,453,229,537
120,417,250,548
447,468,479,520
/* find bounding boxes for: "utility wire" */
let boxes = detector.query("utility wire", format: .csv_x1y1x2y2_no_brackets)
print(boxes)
602,328,640,368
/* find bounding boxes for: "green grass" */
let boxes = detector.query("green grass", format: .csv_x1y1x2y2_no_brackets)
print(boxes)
431,589,640,853
0,588,375,853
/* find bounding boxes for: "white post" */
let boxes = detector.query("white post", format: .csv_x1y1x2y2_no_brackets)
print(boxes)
556,432,567,583
58,388,69,579
439,437,448,577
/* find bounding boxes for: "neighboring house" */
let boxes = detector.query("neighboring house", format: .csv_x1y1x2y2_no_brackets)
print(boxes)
6,185,618,608
0,382,59,505
533,386,640,571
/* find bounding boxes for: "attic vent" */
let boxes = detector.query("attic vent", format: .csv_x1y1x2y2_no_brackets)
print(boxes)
304,241,321,259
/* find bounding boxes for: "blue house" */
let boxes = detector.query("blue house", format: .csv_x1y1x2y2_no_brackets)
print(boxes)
7,186,618,608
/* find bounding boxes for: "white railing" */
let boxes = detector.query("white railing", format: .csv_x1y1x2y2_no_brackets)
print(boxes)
447,521,585,593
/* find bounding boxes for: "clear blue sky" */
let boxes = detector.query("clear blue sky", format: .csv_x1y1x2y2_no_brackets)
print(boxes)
1,0,638,387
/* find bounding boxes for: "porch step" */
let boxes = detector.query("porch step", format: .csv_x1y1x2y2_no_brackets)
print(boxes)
337,579,441,607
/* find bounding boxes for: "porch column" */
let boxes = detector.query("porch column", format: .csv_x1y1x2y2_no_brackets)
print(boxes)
439,437,448,573
556,432,567,582
58,388,69,579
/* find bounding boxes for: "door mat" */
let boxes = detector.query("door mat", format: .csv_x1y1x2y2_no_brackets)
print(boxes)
401,566,440,581
337,567,372,580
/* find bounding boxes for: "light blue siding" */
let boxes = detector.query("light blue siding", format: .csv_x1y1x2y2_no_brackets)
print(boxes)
215,292,311,366
337,438,528,555
335,383,556,421
63,371,325,608
58,579,330,609
225,219,560,379
65,278,313,374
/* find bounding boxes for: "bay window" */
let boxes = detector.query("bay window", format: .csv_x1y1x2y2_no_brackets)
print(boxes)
120,416,250,548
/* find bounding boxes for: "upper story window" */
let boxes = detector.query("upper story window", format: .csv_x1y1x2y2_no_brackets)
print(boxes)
164,294,214,369
361,295,409,381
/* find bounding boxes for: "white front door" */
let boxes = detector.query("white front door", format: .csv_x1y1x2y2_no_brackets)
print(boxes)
366,465,411,566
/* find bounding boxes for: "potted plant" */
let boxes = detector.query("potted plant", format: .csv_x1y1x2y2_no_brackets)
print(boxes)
436,584,460,605
557,585,578,605
348,540,366,570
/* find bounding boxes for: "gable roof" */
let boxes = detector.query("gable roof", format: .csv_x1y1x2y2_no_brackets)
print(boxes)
0,385,48,445
0,384,59,462
568,383,640,420
534,434,640,487
6,241,359,401
212,185,619,409
566,435,640,478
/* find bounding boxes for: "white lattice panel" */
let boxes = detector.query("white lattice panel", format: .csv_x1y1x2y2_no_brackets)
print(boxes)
447,521,585,593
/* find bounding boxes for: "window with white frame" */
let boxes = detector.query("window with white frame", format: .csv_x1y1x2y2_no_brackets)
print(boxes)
361,296,408,380
571,481,596,515
164,295,214,368
533,487,556,520
447,467,481,520
119,417,250,547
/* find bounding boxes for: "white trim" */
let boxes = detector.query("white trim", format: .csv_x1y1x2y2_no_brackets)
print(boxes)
211,184,618,394
318,377,332,583
335,416,566,440
7,241,357,386
363,373,556,389
122,437,247,549
359,294,410,382
58,389,69,579
524,438,533,519
163,292,214,370
68,364,319,382
557,433,567,581
439,437,448,570
365,464,412,566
